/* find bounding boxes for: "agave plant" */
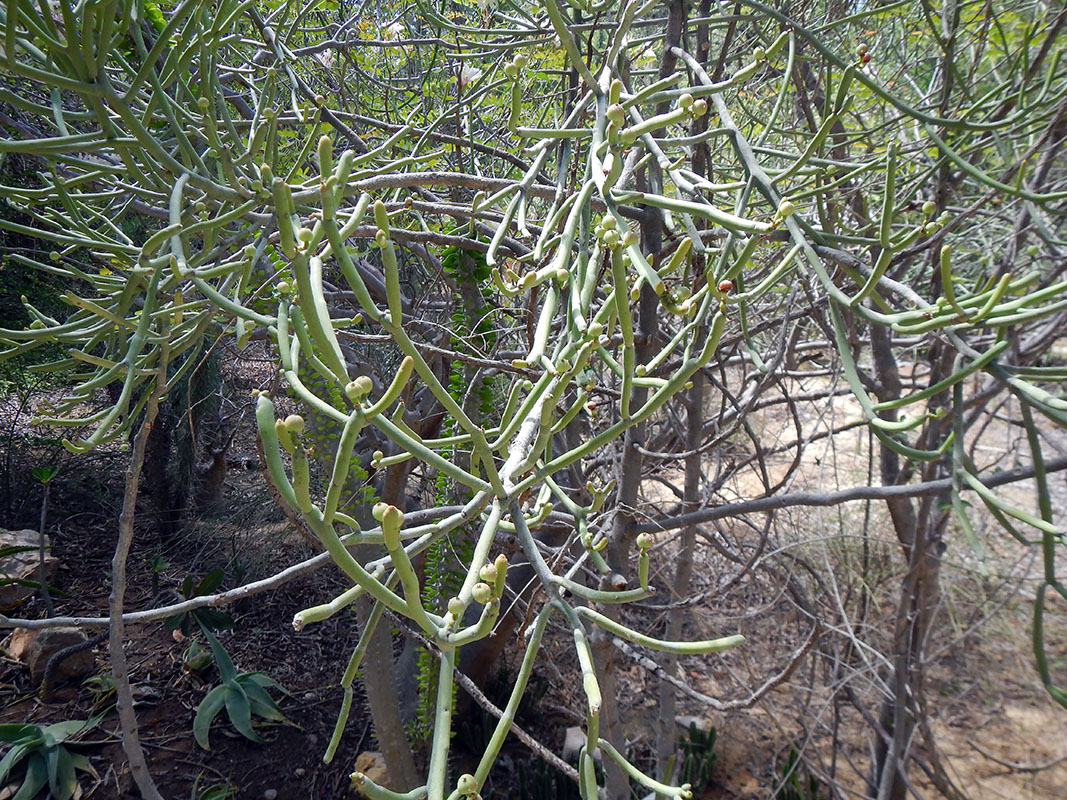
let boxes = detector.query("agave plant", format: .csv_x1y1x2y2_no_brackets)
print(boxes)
0,716,100,800
192,625,290,750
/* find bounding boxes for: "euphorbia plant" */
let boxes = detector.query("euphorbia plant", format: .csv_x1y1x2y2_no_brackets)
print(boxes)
1,2,1066,800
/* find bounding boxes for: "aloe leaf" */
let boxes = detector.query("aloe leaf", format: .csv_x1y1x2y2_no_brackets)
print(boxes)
42,718,94,741
199,625,237,683
243,672,289,694
240,678,287,723
0,742,29,783
223,684,264,743
13,754,47,800
193,684,228,750
50,745,77,800
0,724,40,744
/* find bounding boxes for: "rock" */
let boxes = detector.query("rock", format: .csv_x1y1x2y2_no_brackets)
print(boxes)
350,751,390,796
562,726,586,763
676,715,713,733
3,627,95,683
0,529,57,609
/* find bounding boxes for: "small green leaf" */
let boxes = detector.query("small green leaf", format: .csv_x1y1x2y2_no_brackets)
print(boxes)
196,569,225,596
32,465,59,483
195,608,235,631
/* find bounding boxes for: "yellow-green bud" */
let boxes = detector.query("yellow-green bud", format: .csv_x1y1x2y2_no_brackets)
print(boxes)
621,230,639,248
344,375,374,400
472,583,492,604
690,98,708,116
457,774,479,796
504,63,518,79
49,251,61,262
372,502,387,522
678,93,694,110
479,563,498,583
448,597,466,617
753,46,766,61
197,96,210,111
375,229,389,248
276,281,291,295
922,200,937,216
601,215,617,231
607,103,625,126
513,54,528,69
284,414,305,433
383,504,403,529
373,199,390,231
636,532,653,550
778,198,796,217
296,227,313,243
